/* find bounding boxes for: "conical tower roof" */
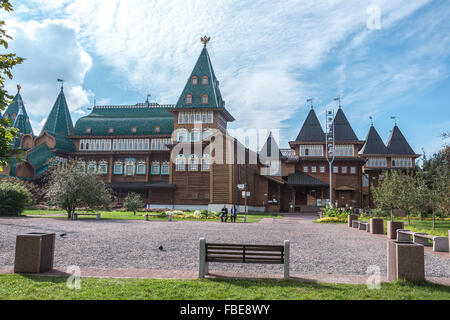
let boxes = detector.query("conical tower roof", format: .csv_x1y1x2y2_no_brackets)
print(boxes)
333,108,358,141
4,89,34,137
260,132,283,159
386,125,415,155
41,86,74,136
295,108,325,142
360,125,388,155
175,47,224,109
11,105,27,148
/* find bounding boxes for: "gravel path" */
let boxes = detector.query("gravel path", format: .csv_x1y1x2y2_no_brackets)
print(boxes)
0,216,448,277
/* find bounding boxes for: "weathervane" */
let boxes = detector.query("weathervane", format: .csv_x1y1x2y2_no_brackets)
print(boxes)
17,84,21,93
306,98,313,109
57,78,64,90
201,35,211,47
390,116,397,126
369,116,373,125
334,96,341,108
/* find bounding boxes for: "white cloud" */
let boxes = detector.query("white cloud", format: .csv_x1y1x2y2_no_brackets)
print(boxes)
5,0,446,149
4,18,92,134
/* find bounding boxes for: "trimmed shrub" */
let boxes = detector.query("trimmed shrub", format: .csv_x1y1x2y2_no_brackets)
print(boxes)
315,217,347,224
0,180,33,216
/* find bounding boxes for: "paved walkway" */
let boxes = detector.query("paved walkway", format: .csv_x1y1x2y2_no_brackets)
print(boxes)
0,215,448,284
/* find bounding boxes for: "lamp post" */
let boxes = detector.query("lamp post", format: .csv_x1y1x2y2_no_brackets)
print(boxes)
325,108,335,206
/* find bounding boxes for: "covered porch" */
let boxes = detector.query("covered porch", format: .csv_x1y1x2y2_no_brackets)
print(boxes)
287,172,329,211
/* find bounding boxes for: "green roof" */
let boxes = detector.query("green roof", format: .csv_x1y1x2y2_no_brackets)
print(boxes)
11,107,27,148
42,88,74,137
27,144,55,177
175,47,225,109
74,104,174,136
4,92,34,137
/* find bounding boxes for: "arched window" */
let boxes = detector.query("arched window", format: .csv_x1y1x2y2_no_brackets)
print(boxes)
191,76,198,85
201,75,208,84
125,158,136,176
202,154,210,171
177,128,188,142
113,160,123,175
136,160,146,175
176,154,186,171
201,94,209,104
189,154,199,171
87,160,97,174
150,161,160,175
98,160,108,175
161,161,170,175
185,94,193,104
190,129,201,142
80,141,84,150
77,160,86,173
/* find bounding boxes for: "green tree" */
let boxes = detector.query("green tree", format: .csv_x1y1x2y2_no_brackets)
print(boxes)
0,1,24,168
124,192,143,215
0,178,32,216
46,159,112,219
373,171,403,221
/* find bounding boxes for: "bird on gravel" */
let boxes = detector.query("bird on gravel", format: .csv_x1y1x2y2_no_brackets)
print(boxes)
60,233,67,238
158,245,165,251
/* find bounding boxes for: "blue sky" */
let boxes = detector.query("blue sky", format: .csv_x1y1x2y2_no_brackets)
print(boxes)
2,0,449,159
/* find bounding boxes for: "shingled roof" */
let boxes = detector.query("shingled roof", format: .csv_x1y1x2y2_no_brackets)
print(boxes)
386,125,416,155
333,108,358,142
295,108,325,142
175,47,224,110
260,132,283,159
359,125,388,155
42,87,74,136
74,104,174,136
288,172,328,186
11,106,27,148
4,91,34,137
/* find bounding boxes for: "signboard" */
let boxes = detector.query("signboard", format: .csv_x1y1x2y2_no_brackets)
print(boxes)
237,184,245,190
241,191,251,198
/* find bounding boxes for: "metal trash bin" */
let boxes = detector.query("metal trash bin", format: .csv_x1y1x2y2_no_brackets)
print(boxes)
14,233,56,273
387,240,424,282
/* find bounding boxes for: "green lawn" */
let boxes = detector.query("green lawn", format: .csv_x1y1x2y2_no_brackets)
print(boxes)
359,217,450,237
1,274,449,300
21,209,281,223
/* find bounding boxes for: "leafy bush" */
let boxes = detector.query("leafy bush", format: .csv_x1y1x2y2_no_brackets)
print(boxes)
320,204,352,218
360,208,390,218
0,180,33,216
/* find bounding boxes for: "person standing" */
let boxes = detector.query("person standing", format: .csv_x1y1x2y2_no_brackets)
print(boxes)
230,205,237,222
220,205,228,222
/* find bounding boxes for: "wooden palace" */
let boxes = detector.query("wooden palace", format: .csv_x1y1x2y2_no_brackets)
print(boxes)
0,37,419,212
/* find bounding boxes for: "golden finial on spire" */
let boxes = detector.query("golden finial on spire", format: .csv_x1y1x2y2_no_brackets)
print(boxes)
17,84,21,92
201,35,211,47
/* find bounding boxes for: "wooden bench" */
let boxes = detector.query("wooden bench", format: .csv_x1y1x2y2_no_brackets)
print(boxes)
72,213,100,220
352,220,361,228
198,238,290,279
397,230,449,252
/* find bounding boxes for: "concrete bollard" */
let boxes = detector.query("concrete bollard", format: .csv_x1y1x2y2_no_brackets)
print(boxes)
169,214,172,222
145,214,149,221
348,214,357,227
198,237,208,278
433,237,449,252
396,230,412,242
387,240,424,282
370,218,384,234
14,233,55,273
387,221,404,239
96,213,101,220
72,213,78,220
284,240,290,279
